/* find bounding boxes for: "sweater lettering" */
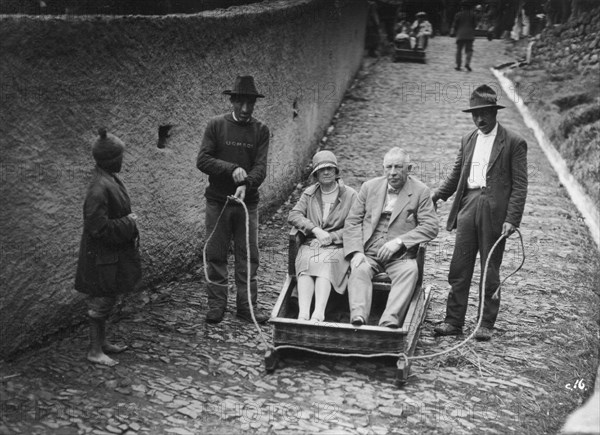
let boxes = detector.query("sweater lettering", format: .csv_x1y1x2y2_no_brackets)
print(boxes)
225,140,254,149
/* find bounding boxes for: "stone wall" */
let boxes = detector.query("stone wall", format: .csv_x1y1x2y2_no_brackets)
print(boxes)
532,5,600,73
0,0,368,357
509,5,600,208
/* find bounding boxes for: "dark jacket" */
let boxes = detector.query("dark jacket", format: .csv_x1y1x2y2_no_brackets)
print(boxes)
75,167,141,296
452,9,477,41
436,123,528,232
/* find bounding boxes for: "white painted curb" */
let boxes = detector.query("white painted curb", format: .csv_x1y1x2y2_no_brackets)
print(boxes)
492,68,600,434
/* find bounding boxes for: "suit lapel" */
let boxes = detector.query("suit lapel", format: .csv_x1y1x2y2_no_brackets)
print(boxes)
457,131,478,190
487,124,506,173
390,178,412,223
314,186,324,226
370,178,387,233
464,132,477,170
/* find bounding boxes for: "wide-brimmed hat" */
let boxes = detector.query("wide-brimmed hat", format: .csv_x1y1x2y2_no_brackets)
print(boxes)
223,75,265,98
462,84,505,112
310,150,338,177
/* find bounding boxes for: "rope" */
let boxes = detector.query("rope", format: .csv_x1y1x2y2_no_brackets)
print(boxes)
405,229,524,362
204,200,526,365
492,228,526,300
202,196,271,348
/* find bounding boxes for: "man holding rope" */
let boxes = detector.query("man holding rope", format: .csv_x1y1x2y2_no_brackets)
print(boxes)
432,84,528,341
197,75,270,325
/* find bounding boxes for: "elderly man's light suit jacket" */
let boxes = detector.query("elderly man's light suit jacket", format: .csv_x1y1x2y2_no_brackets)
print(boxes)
343,175,439,259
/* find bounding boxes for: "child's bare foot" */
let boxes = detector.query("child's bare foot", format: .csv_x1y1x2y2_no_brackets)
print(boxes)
102,343,128,354
87,351,119,367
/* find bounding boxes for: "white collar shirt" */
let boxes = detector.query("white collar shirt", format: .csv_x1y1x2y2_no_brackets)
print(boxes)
468,123,498,189
384,184,399,213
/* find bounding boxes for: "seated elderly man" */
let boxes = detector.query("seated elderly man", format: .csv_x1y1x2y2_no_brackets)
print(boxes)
411,11,433,50
343,148,438,328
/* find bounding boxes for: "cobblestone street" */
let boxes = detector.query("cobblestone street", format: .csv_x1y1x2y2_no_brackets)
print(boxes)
1,36,599,435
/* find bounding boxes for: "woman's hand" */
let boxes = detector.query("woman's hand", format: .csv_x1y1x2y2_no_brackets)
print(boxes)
312,227,333,246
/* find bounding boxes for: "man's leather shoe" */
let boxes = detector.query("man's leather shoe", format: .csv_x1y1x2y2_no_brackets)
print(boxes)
206,308,225,324
434,322,462,336
475,326,492,341
351,316,365,327
236,309,269,324
379,321,399,329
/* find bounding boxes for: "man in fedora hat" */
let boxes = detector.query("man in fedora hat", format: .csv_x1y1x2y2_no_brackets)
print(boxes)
432,84,528,341
197,75,270,324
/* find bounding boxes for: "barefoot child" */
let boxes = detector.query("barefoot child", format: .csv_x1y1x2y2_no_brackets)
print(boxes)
75,128,142,366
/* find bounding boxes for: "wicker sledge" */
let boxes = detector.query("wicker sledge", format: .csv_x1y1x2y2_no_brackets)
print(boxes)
265,229,432,386
392,37,427,64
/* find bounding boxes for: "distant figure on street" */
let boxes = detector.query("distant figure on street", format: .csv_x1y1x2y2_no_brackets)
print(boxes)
451,0,477,71
411,12,432,50
366,0,381,57
196,75,270,325
376,0,399,44
343,148,438,328
288,151,357,323
75,128,142,367
432,85,528,341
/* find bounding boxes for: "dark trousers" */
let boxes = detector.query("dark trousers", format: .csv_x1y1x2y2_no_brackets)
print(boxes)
205,200,259,313
445,189,506,328
456,39,473,67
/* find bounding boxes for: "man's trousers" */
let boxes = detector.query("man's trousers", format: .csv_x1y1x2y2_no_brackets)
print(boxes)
348,255,418,326
205,200,259,313
445,188,506,328
456,39,474,68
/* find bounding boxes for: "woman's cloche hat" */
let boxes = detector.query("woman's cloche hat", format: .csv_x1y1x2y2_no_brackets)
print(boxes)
310,150,339,177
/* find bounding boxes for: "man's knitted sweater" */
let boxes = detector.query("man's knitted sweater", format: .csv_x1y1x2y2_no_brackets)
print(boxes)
197,113,269,204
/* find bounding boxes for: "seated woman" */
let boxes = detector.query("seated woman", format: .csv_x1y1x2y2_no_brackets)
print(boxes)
394,21,413,49
288,151,358,322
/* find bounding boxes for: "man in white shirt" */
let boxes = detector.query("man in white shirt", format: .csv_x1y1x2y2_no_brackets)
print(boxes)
411,12,433,50
432,85,528,341
343,148,439,328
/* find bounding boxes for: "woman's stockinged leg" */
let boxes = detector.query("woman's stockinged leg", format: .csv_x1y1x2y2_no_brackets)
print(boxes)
297,275,315,320
311,277,332,322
